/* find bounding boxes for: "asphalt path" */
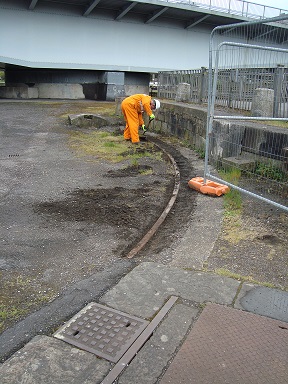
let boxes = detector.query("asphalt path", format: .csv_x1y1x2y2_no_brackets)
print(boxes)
0,100,137,360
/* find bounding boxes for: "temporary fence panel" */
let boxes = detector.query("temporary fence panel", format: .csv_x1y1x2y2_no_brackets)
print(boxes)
204,14,288,212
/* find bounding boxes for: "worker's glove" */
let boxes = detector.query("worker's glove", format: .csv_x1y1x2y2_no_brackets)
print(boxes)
141,124,147,132
149,114,155,121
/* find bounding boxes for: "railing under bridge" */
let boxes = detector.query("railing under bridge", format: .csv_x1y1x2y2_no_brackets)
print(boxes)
158,66,288,118
164,0,288,19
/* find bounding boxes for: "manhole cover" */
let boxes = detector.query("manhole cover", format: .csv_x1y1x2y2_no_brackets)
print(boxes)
53,302,149,362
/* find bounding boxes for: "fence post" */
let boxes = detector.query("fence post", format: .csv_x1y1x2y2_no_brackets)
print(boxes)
228,69,237,108
199,67,207,104
273,64,284,117
175,83,190,102
251,88,274,117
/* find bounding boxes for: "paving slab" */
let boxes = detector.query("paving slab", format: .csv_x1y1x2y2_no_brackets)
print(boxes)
235,283,288,322
160,303,288,384
0,335,111,384
169,192,224,269
100,262,240,318
118,303,199,384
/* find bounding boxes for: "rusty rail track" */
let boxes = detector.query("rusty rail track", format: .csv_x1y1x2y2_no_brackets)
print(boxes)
126,136,181,259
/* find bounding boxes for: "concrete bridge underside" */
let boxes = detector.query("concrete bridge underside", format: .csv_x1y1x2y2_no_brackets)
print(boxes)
0,0,288,100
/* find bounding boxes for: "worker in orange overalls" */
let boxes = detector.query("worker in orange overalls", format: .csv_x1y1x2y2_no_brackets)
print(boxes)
121,94,160,144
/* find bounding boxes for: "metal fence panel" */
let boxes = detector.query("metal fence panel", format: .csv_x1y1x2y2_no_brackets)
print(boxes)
157,15,288,211
205,15,288,212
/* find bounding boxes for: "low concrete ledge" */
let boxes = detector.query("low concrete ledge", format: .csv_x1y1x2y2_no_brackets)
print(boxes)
68,113,123,128
68,113,111,128
222,156,256,170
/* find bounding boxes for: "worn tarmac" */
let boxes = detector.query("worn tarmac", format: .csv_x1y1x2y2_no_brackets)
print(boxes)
0,100,287,383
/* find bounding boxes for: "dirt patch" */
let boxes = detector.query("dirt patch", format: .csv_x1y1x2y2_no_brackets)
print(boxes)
105,164,153,177
208,194,288,290
33,184,172,237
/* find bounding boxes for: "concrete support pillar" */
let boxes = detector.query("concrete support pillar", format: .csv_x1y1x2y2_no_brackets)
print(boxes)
101,72,125,101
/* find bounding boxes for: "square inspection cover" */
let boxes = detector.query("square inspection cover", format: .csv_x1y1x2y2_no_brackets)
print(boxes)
161,303,288,384
53,302,149,363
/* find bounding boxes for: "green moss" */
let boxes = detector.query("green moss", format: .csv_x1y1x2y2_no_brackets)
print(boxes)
215,268,276,288
0,273,55,332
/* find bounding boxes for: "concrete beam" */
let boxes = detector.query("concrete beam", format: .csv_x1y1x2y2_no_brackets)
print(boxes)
115,2,137,21
83,0,101,16
186,14,210,29
29,0,39,10
146,7,168,24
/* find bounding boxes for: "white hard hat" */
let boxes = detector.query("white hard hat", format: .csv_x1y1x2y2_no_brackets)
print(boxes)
154,99,160,110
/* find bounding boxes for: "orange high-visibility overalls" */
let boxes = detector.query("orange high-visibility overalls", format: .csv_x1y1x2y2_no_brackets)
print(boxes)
121,94,153,143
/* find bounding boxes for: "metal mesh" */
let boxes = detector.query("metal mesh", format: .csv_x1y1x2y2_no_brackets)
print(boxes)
205,16,288,212
158,15,288,211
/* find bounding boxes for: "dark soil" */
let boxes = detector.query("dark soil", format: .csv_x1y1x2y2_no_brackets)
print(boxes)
34,185,166,228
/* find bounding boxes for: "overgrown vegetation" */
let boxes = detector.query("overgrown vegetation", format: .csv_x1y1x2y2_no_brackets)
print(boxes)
69,130,160,164
0,273,55,333
254,161,288,182
260,120,288,129
0,70,4,85
218,168,242,215
59,101,117,119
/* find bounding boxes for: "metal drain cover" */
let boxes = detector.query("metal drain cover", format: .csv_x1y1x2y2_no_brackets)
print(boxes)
53,302,149,362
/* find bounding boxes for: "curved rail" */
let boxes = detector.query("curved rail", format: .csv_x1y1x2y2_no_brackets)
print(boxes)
126,137,180,259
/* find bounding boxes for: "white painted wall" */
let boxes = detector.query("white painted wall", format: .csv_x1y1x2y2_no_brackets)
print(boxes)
0,6,211,72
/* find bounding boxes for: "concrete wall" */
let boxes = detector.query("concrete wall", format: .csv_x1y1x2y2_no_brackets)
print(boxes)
0,83,84,99
153,101,207,151
37,83,84,99
0,82,149,100
0,84,38,99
